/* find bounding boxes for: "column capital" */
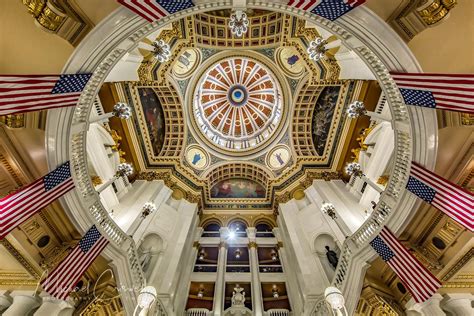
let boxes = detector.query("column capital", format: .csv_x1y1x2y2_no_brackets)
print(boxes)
193,241,201,248
248,241,258,248
277,241,284,249
219,241,228,249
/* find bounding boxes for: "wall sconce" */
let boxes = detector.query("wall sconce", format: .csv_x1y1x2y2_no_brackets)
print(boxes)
198,249,206,260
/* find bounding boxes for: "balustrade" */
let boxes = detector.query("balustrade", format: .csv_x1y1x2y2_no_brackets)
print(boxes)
186,308,210,316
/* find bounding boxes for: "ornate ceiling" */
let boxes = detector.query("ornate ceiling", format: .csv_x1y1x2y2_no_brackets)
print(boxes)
107,10,379,212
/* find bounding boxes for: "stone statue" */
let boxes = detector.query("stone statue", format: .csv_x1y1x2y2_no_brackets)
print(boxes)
231,284,246,306
325,246,339,269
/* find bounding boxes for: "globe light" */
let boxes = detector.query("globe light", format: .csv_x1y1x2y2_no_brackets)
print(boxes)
152,40,171,63
197,288,204,299
229,11,249,37
234,248,241,259
307,37,328,61
325,286,346,311
272,285,279,298
137,286,157,309
112,102,131,119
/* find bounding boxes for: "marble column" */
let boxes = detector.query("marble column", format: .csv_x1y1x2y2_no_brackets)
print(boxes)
213,227,229,316
34,297,74,316
441,293,474,316
248,227,263,316
406,294,446,316
3,294,42,316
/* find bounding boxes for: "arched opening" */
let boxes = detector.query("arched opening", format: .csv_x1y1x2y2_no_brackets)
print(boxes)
202,221,221,237
255,222,274,238
228,220,248,237
138,233,164,282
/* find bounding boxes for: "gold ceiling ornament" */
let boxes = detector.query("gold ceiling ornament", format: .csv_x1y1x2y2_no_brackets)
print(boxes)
39,242,74,270
0,114,25,128
248,241,258,249
461,113,474,126
291,187,306,201
136,171,174,188
90,175,103,186
0,239,41,279
417,0,457,25
376,175,390,186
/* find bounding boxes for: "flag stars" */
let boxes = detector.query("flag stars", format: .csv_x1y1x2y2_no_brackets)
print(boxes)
370,236,395,261
51,74,92,94
44,162,72,191
311,0,355,21
400,88,436,108
406,176,436,203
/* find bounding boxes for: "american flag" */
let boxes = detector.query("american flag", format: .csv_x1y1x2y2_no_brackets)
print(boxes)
391,73,474,113
41,225,109,300
407,162,473,232
0,74,92,116
0,162,75,240
288,0,366,21
117,0,195,22
370,227,441,303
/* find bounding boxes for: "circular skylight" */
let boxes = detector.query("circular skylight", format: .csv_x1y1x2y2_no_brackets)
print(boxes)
193,56,283,151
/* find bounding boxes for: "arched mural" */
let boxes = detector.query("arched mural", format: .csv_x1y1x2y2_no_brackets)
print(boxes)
210,178,265,199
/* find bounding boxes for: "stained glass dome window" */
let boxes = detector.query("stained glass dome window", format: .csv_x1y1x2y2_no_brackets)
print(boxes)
193,56,283,151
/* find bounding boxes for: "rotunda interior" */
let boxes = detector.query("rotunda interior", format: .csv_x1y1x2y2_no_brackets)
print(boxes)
0,1,472,316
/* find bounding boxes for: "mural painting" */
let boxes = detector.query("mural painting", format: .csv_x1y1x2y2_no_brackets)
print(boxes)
138,87,165,156
311,86,341,155
211,178,265,199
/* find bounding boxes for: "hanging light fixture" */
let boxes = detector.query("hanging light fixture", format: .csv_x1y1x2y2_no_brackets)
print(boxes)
272,285,279,298
307,37,328,61
197,287,204,299
134,286,157,315
234,248,241,259
229,10,249,37
345,162,363,178
141,202,157,218
346,101,367,118
321,202,337,220
324,286,348,315
271,249,278,261
112,102,132,119
117,162,134,177
198,249,206,260
152,40,171,62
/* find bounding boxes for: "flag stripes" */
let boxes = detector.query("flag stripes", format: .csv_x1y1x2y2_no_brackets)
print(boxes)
41,225,109,300
117,0,194,22
0,74,91,115
408,162,473,231
0,162,74,239
391,73,474,113
287,0,366,21
370,228,441,303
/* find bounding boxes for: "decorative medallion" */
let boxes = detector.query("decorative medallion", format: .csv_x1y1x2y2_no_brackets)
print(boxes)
185,145,209,170
266,145,291,170
193,56,283,152
276,47,305,78
172,48,200,78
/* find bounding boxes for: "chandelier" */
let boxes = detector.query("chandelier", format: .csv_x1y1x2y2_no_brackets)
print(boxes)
234,248,241,259
112,102,131,119
321,203,337,220
152,40,171,62
346,101,367,118
141,202,157,218
345,162,363,178
198,249,206,260
307,37,328,61
229,11,249,37
116,163,134,177
197,287,204,299
271,249,278,261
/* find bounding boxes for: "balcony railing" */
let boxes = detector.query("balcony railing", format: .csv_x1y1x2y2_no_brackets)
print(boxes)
201,231,220,237
226,264,250,273
267,309,290,316
194,264,218,272
259,265,283,273
256,231,274,237
186,308,210,316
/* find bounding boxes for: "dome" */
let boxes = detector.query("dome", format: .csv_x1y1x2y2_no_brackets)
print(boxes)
192,56,283,151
